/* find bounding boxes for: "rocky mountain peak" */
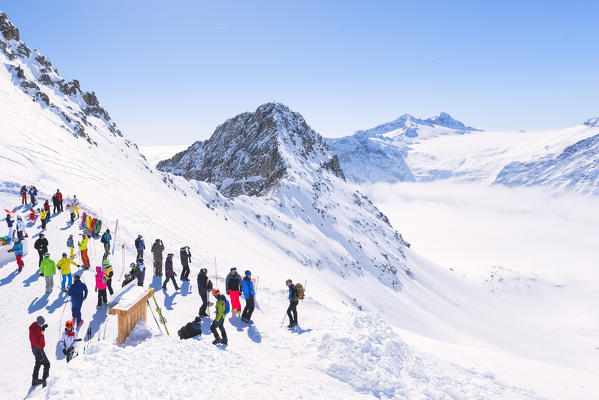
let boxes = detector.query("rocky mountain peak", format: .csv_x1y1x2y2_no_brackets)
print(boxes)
158,103,344,197
426,112,481,131
584,116,599,128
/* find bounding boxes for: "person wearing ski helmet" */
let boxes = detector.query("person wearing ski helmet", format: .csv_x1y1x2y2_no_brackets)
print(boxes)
134,235,145,263
102,259,114,295
197,267,213,317
29,316,50,387
225,267,242,317
68,275,88,327
210,289,228,345
66,234,75,258
179,246,191,281
60,320,80,363
39,252,56,294
241,270,256,323
95,266,108,307
8,237,25,271
286,279,299,328
57,253,79,291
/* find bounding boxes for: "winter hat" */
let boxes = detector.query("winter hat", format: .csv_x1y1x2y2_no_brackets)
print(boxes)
103,260,110,266
230,267,237,272
200,268,207,274
36,316,45,325
245,270,251,277
74,275,80,280
43,252,50,258
96,266,102,272
211,289,220,296
62,253,67,258
69,234,73,237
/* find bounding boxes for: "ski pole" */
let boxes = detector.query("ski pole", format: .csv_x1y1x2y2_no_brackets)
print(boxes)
280,311,287,327
214,258,218,289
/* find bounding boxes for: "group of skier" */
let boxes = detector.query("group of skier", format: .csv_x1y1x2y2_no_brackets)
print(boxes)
10,186,304,389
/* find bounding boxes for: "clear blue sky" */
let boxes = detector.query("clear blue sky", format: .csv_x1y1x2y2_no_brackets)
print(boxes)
2,1,598,144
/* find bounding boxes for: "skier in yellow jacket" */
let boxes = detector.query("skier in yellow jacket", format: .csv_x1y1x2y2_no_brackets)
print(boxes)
57,253,79,291
78,234,90,268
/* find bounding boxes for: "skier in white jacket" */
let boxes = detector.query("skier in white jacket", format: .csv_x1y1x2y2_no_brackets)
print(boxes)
60,320,80,363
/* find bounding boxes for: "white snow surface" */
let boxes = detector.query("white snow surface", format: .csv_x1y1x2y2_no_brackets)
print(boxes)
0,11,597,400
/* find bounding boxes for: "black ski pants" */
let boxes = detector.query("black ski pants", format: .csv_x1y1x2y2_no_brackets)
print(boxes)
287,300,298,324
210,318,227,341
153,255,163,276
97,288,107,307
180,263,190,280
199,292,208,316
32,347,50,380
37,250,44,266
242,295,255,320
106,278,113,296
163,275,179,290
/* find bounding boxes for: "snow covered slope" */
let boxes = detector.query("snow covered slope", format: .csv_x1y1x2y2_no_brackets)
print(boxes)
326,112,481,183
0,11,594,400
158,103,412,291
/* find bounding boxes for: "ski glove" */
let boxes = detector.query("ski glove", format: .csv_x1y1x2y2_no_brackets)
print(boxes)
41,324,48,331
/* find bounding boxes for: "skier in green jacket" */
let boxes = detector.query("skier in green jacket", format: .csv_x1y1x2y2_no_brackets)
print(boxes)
210,289,228,345
39,253,56,294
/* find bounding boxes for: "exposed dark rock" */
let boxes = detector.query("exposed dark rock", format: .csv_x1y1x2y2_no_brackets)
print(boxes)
0,12,20,41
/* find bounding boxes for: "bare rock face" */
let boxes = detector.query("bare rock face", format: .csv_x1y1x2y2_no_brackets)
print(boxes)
159,102,345,197
0,11,123,142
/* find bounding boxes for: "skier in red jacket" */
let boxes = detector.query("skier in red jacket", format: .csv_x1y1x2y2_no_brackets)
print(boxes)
29,316,50,387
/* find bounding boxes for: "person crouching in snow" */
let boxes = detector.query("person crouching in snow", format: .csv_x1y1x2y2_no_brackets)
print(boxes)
162,253,180,291
60,320,80,363
210,289,228,345
57,253,79,291
95,266,108,308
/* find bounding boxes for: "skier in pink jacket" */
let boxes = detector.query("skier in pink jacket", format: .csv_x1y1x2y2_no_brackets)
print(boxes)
95,266,108,308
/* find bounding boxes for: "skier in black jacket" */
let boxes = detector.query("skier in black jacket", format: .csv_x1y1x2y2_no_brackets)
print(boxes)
197,268,213,317
179,246,191,281
34,234,49,267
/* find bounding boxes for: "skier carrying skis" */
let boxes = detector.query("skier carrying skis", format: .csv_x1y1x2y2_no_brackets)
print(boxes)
39,253,56,294
179,246,191,281
34,234,48,267
103,259,114,295
29,316,50,387
66,234,75,258
95,266,108,308
60,320,80,363
100,229,111,260
8,237,25,271
20,184,28,205
56,189,63,212
135,235,145,263
151,239,164,276
241,270,255,324
197,267,213,317
5,213,13,238
78,234,90,268
286,279,299,328
57,253,79,291
68,275,88,327
210,289,228,345
225,267,242,317
162,253,180,291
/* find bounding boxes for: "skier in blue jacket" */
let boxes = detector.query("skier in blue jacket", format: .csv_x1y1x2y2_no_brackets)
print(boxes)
134,235,145,263
241,270,255,324
67,275,88,327
8,238,24,271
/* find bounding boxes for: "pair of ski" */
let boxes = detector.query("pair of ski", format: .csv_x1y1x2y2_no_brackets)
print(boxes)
147,289,170,335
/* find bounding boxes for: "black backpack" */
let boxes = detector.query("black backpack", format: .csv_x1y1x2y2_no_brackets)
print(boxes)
178,321,202,340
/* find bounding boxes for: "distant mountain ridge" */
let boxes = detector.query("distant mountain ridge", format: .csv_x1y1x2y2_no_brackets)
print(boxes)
326,112,481,183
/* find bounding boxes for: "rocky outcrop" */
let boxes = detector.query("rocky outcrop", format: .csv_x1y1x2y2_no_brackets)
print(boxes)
159,102,345,197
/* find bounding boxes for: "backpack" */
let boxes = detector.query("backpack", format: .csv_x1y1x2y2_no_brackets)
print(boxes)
223,299,230,315
295,283,305,300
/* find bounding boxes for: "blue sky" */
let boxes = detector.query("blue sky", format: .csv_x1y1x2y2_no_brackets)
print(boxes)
2,1,598,144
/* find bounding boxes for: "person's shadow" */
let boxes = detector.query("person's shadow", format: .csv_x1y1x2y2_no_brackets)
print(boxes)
247,325,262,343
149,275,162,292
163,290,180,310
28,293,50,314
89,304,109,341
180,280,192,297
46,290,69,313
22,269,41,287
201,318,212,335
0,270,18,287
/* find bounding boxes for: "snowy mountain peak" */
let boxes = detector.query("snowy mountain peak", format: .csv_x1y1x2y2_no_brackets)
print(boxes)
583,116,599,127
158,102,344,197
0,11,140,151
427,111,481,131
